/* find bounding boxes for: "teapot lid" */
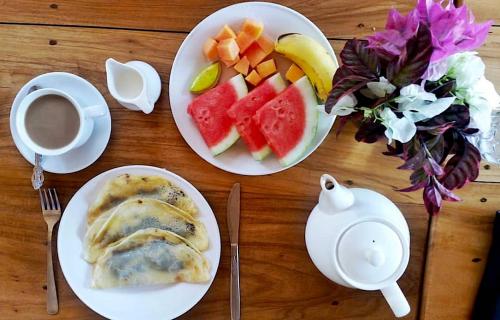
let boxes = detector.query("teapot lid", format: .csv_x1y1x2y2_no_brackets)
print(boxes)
333,219,409,290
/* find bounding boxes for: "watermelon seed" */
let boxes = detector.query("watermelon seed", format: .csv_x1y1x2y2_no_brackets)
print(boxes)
251,96,257,102
272,123,279,132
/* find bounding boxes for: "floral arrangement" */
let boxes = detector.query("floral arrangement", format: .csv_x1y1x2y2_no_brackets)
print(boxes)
325,0,500,215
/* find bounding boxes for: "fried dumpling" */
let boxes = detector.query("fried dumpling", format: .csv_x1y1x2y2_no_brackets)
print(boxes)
84,198,208,263
92,228,210,288
88,174,198,224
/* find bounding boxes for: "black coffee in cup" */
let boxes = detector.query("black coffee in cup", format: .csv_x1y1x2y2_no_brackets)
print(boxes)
24,94,80,149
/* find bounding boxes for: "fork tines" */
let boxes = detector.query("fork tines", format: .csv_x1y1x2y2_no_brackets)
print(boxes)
39,188,60,211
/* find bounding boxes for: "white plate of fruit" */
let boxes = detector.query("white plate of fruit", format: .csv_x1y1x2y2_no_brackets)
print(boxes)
169,2,338,175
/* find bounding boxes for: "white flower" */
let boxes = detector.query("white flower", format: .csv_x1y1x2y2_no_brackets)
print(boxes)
447,52,485,89
396,84,455,122
330,94,357,116
366,77,396,98
423,59,449,81
379,108,416,143
464,76,500,132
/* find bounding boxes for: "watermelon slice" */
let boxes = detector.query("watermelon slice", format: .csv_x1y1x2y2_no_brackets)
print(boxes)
227,74,286,160
254,76,318,166
188,74,248,155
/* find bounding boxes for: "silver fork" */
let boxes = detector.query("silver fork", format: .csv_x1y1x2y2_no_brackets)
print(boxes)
39,188,61,315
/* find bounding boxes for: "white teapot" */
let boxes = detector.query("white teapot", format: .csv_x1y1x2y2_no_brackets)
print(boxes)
305,174,411,318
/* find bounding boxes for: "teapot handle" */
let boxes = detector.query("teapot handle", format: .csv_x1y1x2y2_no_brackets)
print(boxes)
381,283,410,317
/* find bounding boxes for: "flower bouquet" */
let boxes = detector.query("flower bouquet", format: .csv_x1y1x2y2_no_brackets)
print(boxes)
325,0,500,214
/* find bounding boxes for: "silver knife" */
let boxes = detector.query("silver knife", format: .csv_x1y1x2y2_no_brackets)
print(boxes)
227,183,240,320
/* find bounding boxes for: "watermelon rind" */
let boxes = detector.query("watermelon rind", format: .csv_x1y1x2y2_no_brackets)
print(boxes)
210,125,240,156
251,145,272,161
228,74,248,99
279,76,319,166
267,73,287,93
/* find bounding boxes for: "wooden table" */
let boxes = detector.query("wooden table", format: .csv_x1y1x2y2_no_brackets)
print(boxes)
0,1,498,319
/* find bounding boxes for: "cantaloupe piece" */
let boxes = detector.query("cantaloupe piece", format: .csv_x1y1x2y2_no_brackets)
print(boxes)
236,31,255,53
234,56,250,75
203,37,219,61
245,69,262,86
285,63,305,83
214,24,236,41
222,55,240,67
256,59,277,78
256,35,274,55
245,43,268,68
217,38,239,62
242,19,264,40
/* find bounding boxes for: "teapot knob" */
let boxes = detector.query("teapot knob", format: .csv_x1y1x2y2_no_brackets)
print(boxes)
365,247,385,267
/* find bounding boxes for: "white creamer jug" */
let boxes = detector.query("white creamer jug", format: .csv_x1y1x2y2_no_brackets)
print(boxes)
105,58,161,114
305,174,411,318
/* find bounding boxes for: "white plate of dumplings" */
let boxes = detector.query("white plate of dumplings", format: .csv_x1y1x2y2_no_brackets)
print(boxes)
58,165,221,320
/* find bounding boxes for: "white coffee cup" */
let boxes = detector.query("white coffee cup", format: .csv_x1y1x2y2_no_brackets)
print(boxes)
16,88,106,156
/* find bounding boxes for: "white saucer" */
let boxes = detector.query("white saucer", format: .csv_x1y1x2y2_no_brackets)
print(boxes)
169,2,337,175
9,72,111,174
58,165,221,320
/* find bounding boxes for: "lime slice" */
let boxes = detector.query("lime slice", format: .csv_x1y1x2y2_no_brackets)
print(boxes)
190,62,221,93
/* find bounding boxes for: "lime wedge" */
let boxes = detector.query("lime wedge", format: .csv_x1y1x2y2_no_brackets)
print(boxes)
190,62,221,93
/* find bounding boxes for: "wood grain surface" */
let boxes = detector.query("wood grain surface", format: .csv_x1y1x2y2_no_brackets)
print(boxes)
0,1,498,319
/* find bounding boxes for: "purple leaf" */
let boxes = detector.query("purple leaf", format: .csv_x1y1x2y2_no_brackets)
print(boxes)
325,71,373,113
423,104,470,129
424,79,456,98
422,156,444,176
440,136,481,190
427,135,446,164
354,120,386,143
384,142,404,157
410,168,427,185
398,179,428,192
423,184,442,215
398,148,425,170
433,178,461,202
340,39,381,78
417,122,454,135
386,24,433,87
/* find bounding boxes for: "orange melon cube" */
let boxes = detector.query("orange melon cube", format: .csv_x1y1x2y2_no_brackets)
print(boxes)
203,37,219,61
256,35,274,55
245,43,268,68
245,69,262,86
256,59,277,78
242,19,264,40
236,31,255,53
214,24,236,41
286,63,305,83
234,56,250,75
222,55,240,67
217,38,239,62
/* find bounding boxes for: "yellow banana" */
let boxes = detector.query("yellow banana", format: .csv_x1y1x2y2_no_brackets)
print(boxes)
275,33,338,102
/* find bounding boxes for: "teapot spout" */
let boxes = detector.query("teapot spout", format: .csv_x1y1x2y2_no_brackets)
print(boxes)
318,174,355,213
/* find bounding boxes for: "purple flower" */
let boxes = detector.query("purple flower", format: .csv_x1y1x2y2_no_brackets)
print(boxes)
418,0,493,62
367,8,419,59
367,0,492,65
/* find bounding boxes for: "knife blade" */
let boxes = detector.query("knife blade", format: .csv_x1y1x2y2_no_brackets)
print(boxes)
227,183,240,320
